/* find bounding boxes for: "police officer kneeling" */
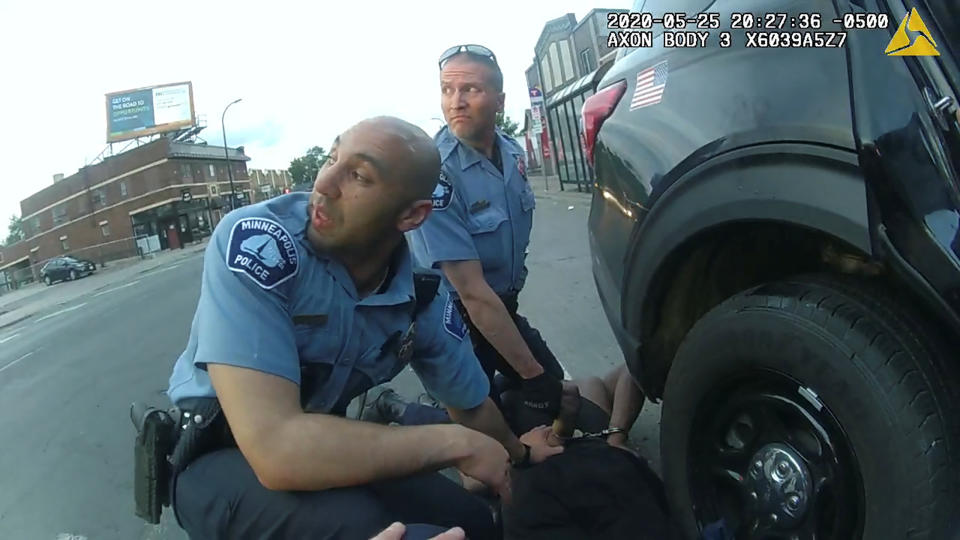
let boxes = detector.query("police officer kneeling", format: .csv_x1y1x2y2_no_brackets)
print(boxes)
139,117,561,540
408,45,566,425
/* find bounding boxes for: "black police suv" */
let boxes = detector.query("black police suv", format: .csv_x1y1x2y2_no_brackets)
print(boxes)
40,256,96,285
583,0,959,538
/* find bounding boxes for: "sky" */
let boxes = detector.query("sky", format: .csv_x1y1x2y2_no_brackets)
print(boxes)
0,0,628,224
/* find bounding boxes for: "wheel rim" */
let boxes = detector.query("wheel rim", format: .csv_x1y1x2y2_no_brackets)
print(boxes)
70,271,76,280
687,369,864,539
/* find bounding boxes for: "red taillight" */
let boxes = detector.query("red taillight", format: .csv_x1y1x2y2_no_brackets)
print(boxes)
581,81,627,166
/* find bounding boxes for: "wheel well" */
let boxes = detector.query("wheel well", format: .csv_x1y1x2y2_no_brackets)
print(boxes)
637,220,946,399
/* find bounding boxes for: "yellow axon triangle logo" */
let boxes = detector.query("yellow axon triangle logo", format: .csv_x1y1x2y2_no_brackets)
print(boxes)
885,8,939,56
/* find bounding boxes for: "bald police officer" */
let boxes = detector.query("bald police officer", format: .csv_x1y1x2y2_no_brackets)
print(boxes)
166,116,560,540
408,45,565,423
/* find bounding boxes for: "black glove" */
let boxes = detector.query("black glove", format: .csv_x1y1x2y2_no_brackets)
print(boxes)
520,372,563,417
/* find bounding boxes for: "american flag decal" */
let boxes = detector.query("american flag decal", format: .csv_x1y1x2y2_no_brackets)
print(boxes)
630,60,668,111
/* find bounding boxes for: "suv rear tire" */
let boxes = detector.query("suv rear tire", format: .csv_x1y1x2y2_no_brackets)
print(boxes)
660,275,960,539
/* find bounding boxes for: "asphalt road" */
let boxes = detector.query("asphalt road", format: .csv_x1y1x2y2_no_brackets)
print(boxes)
0,190,662,540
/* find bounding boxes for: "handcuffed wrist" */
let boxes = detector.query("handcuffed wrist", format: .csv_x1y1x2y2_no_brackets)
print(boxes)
511,443,532,468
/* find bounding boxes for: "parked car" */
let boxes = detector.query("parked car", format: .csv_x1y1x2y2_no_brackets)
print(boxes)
40,256,97,285
582,1,959,538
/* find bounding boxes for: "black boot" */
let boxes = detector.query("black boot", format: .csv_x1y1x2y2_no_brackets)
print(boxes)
361,387,409,425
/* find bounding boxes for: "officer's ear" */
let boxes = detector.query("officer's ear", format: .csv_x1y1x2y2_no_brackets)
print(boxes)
497,92,505,114
397,200,433,233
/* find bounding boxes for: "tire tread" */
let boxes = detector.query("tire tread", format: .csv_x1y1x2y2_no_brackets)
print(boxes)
662,274,960,539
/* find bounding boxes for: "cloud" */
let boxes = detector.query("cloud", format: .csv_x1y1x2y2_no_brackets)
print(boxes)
0,0,624,221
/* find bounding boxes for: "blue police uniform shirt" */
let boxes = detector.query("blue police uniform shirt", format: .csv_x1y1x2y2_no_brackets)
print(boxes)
167,192,489,413
407,126,536,298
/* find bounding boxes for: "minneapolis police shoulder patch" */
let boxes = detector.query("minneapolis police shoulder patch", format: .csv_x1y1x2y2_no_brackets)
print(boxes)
443,293,467,341
225,217,299,289
432,170,453,211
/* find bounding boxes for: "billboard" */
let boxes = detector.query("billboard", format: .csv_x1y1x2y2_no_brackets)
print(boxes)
105,81,195,142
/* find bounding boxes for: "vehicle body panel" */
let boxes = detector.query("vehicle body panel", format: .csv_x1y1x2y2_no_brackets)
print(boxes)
588,0,960,396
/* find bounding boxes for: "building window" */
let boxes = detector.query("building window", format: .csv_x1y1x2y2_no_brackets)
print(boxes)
560,39,575,81
549,42,562,89
120,181,127,197
60,236,69,251
540,56,553,93
181,163,193,180
31,216,40,233
208,164,217,179
52,205,67,225
100,222,111,237
580,48,595,73
92,189,106,207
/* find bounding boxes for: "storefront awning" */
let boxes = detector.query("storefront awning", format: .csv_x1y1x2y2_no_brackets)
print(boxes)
547,68,599,108
0,255,30,271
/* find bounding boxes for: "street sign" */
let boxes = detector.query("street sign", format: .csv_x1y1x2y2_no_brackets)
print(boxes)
529,86,546,135
180,189,192,202
531,106,543,134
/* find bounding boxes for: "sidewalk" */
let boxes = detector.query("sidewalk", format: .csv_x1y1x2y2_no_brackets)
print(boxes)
0,240,209,330
529,173,594,202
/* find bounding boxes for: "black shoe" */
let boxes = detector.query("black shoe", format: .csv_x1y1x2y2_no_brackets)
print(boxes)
417,391,442,409
361,387,409,425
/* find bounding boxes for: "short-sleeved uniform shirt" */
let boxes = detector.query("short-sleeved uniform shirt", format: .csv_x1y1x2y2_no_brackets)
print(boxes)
406,127,537,298
167,192,489,414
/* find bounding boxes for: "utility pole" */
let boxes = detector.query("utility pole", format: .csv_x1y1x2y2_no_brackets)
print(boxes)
221,98,243,210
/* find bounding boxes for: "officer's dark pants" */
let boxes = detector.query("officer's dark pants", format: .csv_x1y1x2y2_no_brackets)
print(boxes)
457,294,565,403
174,448,499,540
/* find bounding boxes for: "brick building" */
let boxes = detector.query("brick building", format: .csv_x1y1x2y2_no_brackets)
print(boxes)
525,9,620,189
0,138,251,286
249,168,295,201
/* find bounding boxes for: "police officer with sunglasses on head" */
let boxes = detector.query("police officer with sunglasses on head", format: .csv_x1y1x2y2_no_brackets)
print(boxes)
408,45,566,428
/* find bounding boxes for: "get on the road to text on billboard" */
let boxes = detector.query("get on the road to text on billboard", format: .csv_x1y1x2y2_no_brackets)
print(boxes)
105,82,195,143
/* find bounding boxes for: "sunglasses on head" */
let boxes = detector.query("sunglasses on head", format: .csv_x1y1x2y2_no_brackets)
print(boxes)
438,44,498,69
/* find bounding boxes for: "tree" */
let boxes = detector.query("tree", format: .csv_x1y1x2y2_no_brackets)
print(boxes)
288,146,328,186
5,214,23,246
496,113,521,138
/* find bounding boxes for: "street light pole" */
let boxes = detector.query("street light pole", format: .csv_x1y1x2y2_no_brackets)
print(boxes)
221,98,242,211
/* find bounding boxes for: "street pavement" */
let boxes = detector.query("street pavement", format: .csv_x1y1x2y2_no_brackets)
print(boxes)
0,184,662,540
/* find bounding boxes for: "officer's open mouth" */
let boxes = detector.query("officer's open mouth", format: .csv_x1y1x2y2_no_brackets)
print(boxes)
312,204,333,230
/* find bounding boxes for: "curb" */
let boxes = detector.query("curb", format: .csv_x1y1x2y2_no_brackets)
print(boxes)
0,245,208,330
0,313,33,331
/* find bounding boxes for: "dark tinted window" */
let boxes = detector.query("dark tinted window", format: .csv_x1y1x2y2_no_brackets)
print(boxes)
924,1,958,63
